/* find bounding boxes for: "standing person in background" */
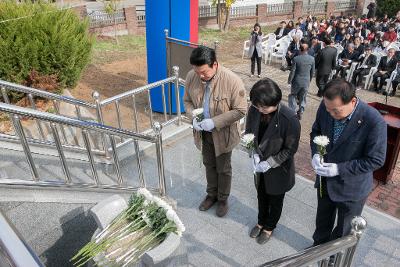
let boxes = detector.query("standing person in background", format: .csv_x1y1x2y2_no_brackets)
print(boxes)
248,23,263,78
366,2,377,19
184,46,247,217
288,44,315,120
315,38,337,97
245,78,300,245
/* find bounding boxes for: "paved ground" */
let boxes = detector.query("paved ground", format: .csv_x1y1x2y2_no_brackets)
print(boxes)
1,129,400,266
224,60,400,219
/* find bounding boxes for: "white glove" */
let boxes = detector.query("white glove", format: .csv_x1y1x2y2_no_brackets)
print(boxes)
311,154,323,170
255,160,271,173
252,153,261,171
199,119,215,132
315,163,339,177
192,118,202,131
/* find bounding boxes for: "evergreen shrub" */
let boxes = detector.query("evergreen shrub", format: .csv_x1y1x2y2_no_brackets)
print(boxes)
0,1,94,101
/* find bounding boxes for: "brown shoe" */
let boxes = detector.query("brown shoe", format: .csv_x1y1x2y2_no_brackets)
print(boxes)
199,195,217,211
216,200,229,217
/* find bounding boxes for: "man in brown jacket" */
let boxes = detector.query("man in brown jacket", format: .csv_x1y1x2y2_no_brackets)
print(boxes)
184,46,247,217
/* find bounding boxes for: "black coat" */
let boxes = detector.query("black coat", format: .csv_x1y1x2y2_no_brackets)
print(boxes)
339,49,360,61
377,56,397,72
274,27,290,39
316,46,337,75
245,104,301,195
357,54,377,68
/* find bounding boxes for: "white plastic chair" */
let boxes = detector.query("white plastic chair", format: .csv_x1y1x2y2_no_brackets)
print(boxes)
262,35,277,64
362,53,381,89
346,62,359,82
268,37,290,65
242,40,250,59
384,71,398,94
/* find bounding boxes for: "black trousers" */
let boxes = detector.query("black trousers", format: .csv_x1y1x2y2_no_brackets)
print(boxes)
392,79,399,95
334,65,350,79
251,50,262,75
312,179,367,246
351,68,370,87
257,175,285,231
372,72,391,91
316,73,330,94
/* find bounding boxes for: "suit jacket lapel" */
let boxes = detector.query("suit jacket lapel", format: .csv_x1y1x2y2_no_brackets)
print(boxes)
329,104,364,153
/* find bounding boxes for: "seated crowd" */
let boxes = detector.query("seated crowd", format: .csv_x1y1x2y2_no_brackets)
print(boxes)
274,11,400,96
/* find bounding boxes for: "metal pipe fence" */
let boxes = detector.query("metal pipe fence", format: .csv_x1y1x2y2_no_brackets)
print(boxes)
267,3,294,14
0,101,167,195
335,0,357,11
230,5,257,18
260,216,367,267
303,2,327,15
88,9,126,28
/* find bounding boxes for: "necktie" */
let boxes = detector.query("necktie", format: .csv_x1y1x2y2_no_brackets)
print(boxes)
203,82,211,119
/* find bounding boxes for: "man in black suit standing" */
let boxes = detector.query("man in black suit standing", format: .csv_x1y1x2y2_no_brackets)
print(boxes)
274,21,290,40
372,48,397,93
351,46,377,89
315,38,337,97
310,79,386,247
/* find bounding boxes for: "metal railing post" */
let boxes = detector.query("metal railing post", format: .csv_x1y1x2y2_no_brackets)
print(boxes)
153,122,166,196
92,91,108,157
50,123,71,184
173,66,182,126
13,115,39,181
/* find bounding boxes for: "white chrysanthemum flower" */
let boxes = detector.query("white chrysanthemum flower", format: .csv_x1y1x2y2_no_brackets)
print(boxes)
192,108,204,117
166,209,175,221
137,187,152,199
313,135,330,147
242,133,255,144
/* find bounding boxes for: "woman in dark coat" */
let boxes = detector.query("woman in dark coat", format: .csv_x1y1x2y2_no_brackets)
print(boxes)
245,78,301,244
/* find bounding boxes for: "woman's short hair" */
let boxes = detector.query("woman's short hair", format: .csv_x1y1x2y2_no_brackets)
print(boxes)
323,79,356,104
249,78,282,107
190,46,217,67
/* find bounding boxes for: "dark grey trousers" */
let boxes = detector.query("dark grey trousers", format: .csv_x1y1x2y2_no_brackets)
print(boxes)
202,132,232,201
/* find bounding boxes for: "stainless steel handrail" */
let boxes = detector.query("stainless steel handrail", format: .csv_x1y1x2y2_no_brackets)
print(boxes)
0,80,96,109
0,103,155,142
99,77,176,105
0,102,168,196
260,216,367,267
0,211,44,267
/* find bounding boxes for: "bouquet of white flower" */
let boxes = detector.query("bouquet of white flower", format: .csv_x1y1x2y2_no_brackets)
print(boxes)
242,133,255,150
192,108,204,122
313,135,330,198
71,188,185,267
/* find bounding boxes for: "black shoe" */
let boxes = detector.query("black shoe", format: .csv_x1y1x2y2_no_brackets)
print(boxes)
249,225,262,238
216,200,228,217
199,195,217,211
389,92,395,97
256,230,272,244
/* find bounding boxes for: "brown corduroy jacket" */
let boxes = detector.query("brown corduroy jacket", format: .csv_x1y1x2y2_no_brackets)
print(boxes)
184,65,247,157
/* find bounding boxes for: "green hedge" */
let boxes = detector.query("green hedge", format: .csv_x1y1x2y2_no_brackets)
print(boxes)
0,1,94,91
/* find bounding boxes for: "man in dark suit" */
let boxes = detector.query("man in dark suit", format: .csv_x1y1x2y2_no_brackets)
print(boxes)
288,44,315,120
372,48,397,92
315,38,337,97
274,21,290,40
310,79,387,246
351,46,377,88
283,36,301,71
333,43,360,79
